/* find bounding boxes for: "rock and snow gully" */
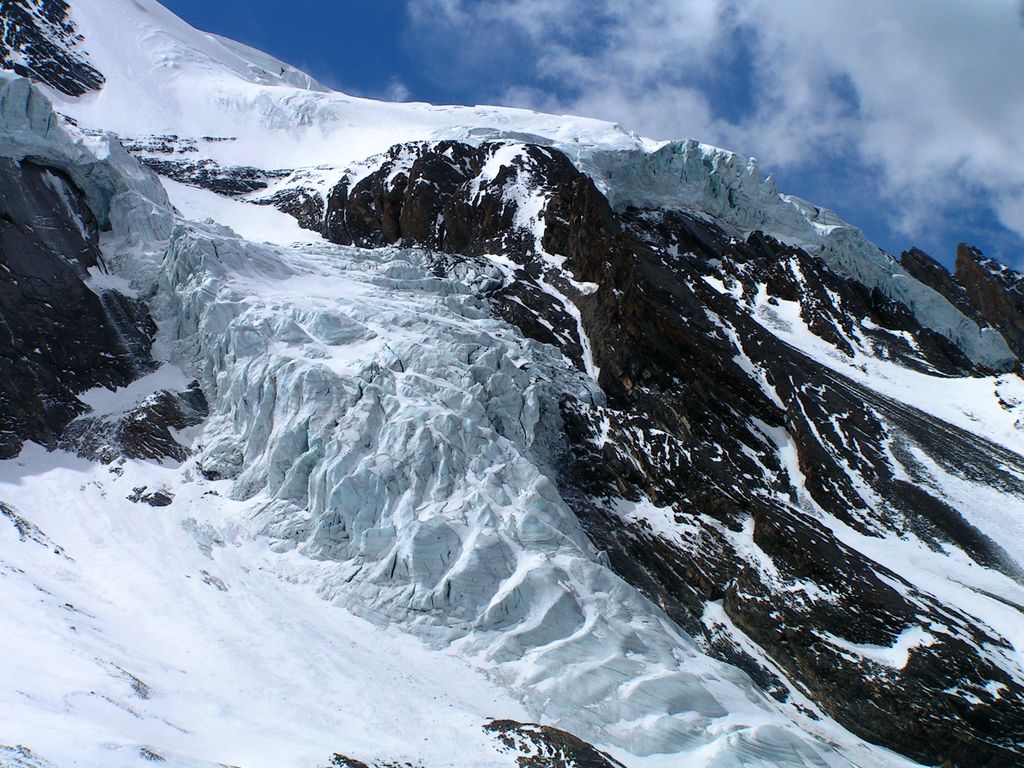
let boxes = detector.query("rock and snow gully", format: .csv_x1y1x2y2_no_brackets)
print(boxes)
2,2,1024,768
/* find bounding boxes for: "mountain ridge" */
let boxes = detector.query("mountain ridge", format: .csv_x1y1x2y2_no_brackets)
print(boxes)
2,3,1024,768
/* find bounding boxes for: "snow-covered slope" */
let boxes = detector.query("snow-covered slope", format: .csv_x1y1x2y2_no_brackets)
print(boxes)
57,0,639,168
3,2,1024,768
0,446,534,768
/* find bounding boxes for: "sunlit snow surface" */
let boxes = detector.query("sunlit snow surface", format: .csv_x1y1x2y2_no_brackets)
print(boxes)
0,446,529,768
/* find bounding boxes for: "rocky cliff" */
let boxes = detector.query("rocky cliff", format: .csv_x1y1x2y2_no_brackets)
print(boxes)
3,3,1024,767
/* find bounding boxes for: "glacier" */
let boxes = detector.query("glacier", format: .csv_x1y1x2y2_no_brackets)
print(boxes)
3,1,1024,767
0,67,917,767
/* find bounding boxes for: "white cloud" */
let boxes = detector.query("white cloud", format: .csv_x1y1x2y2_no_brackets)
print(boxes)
406,0,1024,246
384,80,412,102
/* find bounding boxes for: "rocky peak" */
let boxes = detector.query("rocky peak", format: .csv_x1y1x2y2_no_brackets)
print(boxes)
323,140,580,257
954,243,1024,361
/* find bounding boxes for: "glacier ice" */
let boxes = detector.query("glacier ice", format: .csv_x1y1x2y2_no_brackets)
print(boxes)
0,67,925,768
0,71,173,246
106,174,896,767
139,223,825,759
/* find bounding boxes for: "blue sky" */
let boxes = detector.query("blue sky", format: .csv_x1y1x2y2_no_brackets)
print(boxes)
161,0,1024,270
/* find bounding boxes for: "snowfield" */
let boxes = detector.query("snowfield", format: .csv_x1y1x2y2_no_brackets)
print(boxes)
0,445,530,768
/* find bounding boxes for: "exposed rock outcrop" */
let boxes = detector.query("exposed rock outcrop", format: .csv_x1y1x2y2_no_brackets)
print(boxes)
323,722,627,768
900,246,985,325
955,243,1024,361
485,720,629,768
0,157,154,458
0,71,183,462
0,0,104,97
4,14,1024,759
139,157,290,197
58,382,209,464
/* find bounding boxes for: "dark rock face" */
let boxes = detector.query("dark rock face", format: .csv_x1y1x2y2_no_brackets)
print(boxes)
545,188,1024,767
485,720,628,768
322,141,570,257
59,383,209,464
0,0,105,97
325,756,371,768
313,140,1024,767
899,243,1024,366
139,157,290,197
254,186,324,231
0,158,156,458
955,243,1024,361
325,757,423,768
120,134,202,156
321,722,626,768
555,199,1024,768
901,246,984,325
127,487,174,507
123,134,299,204
319,141,620,368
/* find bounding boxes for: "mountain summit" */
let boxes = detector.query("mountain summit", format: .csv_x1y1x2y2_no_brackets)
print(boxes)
2,2,1024,768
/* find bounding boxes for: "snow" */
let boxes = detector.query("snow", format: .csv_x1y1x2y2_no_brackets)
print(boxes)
77,364,192,418
56,0,642,174
819,627,936,670
3,2,1024,767
0,445,528,768
477,143,602,381
162,178,324,246
612,497,698,543
1,191,888,766
86,265,139,297
80,123,881,767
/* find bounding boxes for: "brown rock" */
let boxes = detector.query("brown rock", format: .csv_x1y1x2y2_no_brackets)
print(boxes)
954,243,1024,361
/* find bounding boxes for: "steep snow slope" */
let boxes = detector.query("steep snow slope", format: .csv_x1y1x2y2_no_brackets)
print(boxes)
58,0,641,168
0,446,533,768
